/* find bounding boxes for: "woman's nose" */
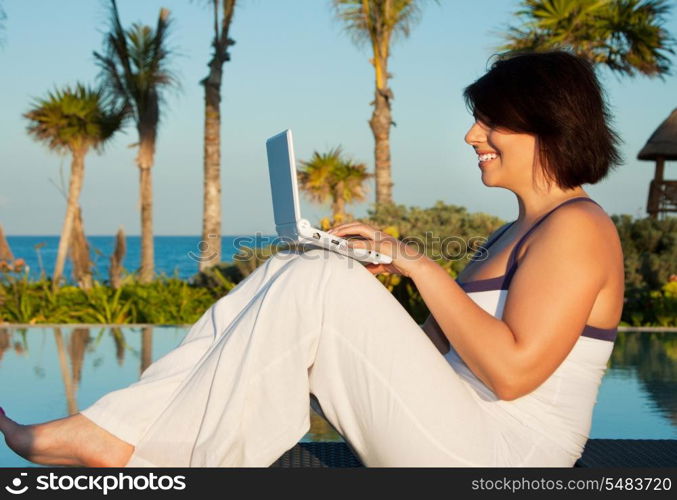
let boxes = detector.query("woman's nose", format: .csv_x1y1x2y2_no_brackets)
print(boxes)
464,121,485,146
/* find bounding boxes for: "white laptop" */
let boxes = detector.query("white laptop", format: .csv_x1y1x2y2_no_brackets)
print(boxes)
265,129,392,265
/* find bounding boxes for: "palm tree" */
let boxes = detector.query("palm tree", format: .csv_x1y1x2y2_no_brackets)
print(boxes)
198,0,237,272
298,147,373,223
94,0,178,283
333,0,431,205
500,0,675,77
24,83,123,287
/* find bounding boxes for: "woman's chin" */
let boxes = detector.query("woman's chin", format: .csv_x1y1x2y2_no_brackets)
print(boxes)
479,172,499,187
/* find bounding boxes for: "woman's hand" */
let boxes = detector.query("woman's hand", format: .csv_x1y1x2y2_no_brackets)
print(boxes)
327,222,428,278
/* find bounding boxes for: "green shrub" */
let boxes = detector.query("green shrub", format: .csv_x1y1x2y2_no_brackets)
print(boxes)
126,278,214,324
0,275,217,325
612,215,676,290
613,215,676,326
364,200,506,278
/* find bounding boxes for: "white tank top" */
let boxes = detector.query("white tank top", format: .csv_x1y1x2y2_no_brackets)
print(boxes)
444,197,617,458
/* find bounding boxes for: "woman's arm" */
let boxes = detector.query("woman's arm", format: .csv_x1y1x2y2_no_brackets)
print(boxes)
410,205,609,400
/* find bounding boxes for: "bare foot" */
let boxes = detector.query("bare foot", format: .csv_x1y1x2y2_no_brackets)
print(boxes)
0,408,134,467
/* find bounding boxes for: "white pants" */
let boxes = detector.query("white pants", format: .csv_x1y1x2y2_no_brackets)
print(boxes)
80,248,542,467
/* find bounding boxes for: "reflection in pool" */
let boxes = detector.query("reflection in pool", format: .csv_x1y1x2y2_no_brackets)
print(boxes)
0,327,675,467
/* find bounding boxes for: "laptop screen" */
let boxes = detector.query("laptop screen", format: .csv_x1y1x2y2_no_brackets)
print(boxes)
266,129,302,227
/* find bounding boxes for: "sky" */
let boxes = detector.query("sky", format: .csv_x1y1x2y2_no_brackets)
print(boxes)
1,0,676,236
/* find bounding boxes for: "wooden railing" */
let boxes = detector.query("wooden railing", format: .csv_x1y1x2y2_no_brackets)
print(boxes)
647,180,677,218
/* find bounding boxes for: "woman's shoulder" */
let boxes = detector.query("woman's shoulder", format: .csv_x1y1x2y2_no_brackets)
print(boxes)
542,199,617,239
524,199,622,264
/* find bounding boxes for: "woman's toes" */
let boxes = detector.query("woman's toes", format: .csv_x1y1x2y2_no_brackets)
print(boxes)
0,413,79,466
0,417,40,464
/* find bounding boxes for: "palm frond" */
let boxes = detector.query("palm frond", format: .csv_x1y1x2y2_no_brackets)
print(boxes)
23,83,123,155
93,0,179,129
298,149,339,204
332,0,430,47
498,0,675,77
339,160,372,203
298,147,373,209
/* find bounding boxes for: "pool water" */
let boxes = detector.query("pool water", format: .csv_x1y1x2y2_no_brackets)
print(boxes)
0,327,675,467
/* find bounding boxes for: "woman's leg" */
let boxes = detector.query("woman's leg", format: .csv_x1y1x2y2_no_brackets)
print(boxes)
0,248,306,466
78,248,307,447
122,248,501,467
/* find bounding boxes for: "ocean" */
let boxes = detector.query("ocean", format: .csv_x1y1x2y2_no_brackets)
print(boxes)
4,235,279,282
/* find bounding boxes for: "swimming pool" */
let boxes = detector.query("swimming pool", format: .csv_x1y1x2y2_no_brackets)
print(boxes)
0,327,675,467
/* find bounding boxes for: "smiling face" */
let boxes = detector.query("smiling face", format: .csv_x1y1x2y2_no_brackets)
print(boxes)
463,52,620,191
464,119,542,191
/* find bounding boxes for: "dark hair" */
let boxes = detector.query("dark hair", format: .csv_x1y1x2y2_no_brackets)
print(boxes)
463,50,621,189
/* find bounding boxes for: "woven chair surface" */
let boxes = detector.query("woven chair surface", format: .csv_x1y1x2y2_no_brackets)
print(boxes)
574,439,677,468
271,439,677,468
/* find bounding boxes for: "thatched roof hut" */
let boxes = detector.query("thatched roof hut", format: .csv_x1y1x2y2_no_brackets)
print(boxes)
637,109,677,218
638,108,677,161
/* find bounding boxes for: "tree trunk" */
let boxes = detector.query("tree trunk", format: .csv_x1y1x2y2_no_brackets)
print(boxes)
69,205,93,290
53,148,87,288
370,54,394,205
136,135,155,284
332,181,346,222
200,69,223,272
199,0,237,272
109,227,126,290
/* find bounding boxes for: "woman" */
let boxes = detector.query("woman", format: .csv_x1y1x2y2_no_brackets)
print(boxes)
0,50,624,467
